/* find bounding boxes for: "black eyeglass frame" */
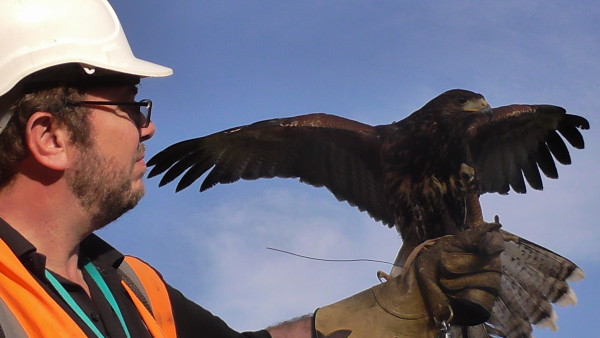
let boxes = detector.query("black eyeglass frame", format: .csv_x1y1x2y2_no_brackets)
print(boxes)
66,99,153,128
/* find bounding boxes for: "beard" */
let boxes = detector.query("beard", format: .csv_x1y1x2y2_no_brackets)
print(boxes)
66,144,145,230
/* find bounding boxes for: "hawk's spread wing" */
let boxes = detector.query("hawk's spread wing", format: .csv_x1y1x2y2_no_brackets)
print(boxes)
147,113,396,226
469,104,589,194
148,92,589,338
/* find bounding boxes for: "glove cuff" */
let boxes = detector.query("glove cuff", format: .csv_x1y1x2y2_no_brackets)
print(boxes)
313,282,438,338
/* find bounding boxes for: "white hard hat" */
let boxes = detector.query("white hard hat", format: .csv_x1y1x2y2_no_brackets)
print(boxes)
0,0,173,97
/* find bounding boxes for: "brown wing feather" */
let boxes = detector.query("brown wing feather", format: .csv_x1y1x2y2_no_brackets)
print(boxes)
147,113,396,226
468,104,589,194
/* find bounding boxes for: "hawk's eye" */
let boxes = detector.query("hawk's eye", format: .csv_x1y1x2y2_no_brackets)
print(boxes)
456,97,468,105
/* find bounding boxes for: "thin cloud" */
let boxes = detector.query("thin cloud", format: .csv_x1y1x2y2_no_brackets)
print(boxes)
182,186,400,330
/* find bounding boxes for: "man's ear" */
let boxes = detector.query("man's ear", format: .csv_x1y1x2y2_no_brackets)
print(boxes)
25,112,72,170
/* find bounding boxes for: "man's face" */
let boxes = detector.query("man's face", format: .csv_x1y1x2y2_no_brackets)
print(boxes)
65,85,155,229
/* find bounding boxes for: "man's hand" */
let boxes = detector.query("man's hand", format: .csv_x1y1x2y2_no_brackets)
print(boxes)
314,222,504,337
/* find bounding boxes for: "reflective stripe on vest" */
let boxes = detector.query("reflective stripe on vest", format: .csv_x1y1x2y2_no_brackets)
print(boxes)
120,256,177,338
0,237,176,337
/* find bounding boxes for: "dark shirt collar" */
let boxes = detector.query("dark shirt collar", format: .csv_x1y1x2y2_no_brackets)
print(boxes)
80,234,125,268
0,217,37,259
0,217,125,273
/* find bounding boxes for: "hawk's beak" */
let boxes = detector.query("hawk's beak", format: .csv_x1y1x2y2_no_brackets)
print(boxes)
481,103,493,119
465,98,493,118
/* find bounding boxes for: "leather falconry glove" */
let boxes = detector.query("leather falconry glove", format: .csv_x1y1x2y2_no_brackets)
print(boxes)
313,222,504,338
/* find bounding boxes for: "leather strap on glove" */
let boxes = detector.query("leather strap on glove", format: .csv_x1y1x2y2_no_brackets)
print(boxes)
313,222,504,338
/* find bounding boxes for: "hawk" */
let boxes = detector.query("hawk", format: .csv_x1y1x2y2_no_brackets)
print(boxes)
148,89,588,337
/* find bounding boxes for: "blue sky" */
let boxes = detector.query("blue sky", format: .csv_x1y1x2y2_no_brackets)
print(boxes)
103,1,598,336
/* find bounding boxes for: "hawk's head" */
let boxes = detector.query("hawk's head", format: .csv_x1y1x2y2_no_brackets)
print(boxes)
422,89,492,120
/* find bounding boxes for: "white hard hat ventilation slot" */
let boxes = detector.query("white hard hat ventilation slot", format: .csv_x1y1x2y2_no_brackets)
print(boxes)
83,66,97,75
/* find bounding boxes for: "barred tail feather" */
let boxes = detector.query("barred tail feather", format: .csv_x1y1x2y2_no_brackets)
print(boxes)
566,267,585,282
499,269,557,330
500,229,581,282
488,298,531,337
501,244,571,304
453,229,582,338
556,287,577,306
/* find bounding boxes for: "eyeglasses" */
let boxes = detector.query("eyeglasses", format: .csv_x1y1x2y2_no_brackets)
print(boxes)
67,99,153,129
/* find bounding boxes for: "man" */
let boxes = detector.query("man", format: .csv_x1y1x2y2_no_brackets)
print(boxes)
0,0,503,337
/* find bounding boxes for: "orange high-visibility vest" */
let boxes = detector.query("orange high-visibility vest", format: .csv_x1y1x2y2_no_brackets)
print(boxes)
0,238,177,337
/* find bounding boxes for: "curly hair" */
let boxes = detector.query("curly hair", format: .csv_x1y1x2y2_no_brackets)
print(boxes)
0,85,93,188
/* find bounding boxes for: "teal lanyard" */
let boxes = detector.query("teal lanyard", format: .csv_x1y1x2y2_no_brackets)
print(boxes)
45,261,131,338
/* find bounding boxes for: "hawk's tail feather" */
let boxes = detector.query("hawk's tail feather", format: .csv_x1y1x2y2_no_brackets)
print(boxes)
454,229,582,338
500,229,581,282
566,266,585,282
556,286,577,306
487,292,533,337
